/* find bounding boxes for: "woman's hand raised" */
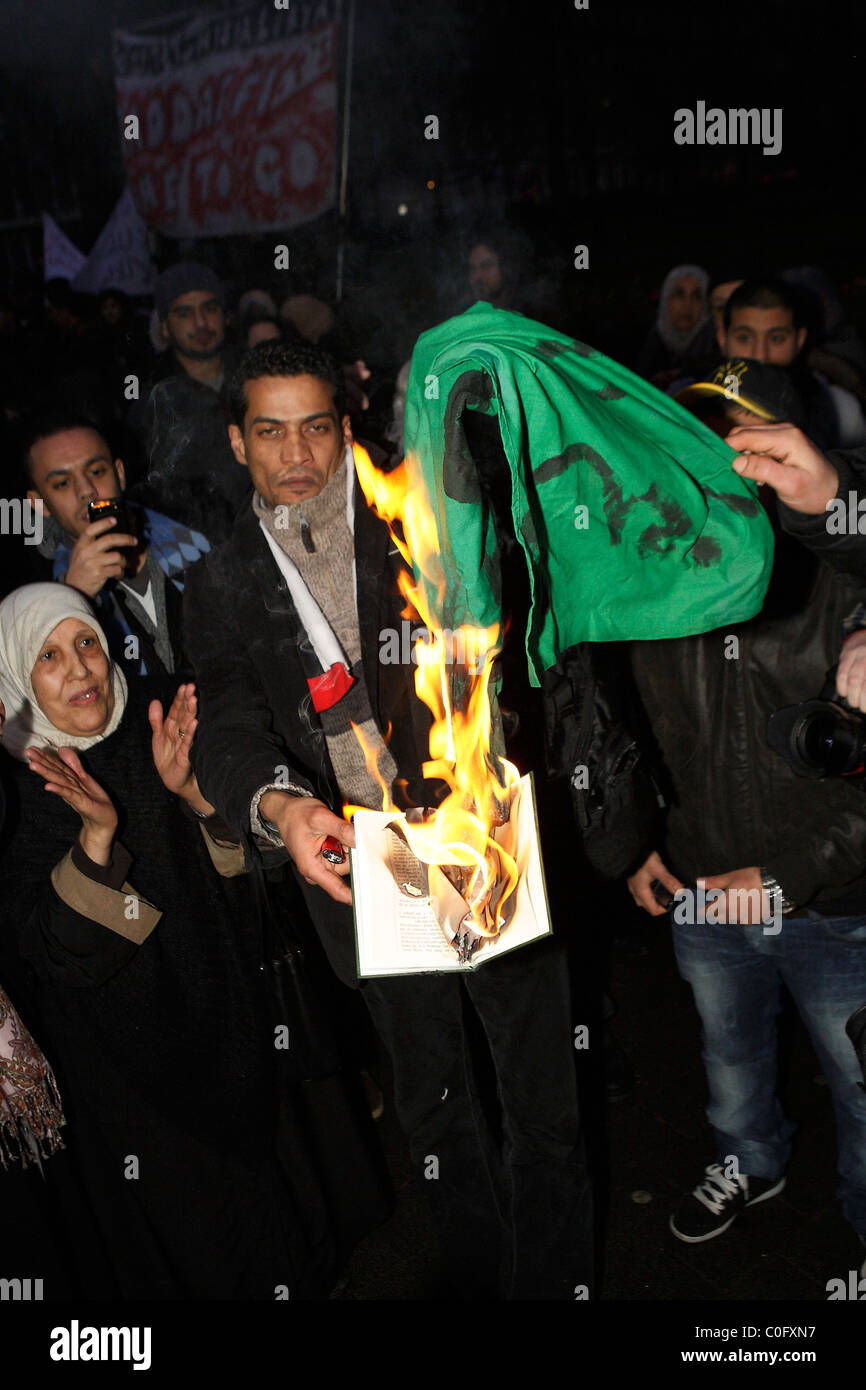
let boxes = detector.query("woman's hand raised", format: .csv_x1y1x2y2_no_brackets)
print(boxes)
26,746,117,866
148,684,214,817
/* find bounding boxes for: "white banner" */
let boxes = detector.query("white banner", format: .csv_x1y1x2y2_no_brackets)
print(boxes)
42,214,86,282
113,1,338,238
72,188,155,296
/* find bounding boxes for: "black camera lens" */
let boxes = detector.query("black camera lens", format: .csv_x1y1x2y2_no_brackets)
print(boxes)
768,698,866,783
799,710,860,775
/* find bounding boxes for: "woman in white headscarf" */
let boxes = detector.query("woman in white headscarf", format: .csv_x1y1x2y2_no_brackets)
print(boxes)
635,263,716,389
0,583,335,1298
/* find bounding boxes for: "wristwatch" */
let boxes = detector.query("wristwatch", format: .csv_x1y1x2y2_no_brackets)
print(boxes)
760,868,797,916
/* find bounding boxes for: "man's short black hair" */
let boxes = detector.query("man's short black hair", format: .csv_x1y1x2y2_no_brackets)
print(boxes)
18,408,113,489
723,278,802,331
228,339,346,428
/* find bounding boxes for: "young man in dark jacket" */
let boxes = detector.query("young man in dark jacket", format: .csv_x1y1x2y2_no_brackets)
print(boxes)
627,416,866,1261
182,339,593,1300
19,410,209,676
128,262,249,545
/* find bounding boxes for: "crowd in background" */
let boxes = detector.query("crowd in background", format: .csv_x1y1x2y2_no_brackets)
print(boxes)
1,224,866,1301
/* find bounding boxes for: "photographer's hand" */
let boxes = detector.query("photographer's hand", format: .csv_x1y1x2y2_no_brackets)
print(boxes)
64,517,138,597
837,630,866,713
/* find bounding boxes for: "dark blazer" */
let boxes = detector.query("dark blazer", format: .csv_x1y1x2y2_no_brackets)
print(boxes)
182,486,439,982
183,483,439,825
110,566,188,677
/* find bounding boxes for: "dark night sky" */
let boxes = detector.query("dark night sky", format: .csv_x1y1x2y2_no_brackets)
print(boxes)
0,0,861,357
0,0,859,215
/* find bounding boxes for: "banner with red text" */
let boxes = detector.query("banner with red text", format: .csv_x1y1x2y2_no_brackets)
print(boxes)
113,0,338,238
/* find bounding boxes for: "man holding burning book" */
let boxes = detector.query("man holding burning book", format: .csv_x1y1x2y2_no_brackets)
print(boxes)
182,337,594,1300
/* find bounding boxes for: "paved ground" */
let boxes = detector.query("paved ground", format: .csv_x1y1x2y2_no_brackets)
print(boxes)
342,884,862,1302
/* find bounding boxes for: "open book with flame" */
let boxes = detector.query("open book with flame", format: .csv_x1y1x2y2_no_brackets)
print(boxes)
349,773,551,977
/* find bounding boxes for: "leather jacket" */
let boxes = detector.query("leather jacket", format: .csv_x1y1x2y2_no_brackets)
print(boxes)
630,521,866,915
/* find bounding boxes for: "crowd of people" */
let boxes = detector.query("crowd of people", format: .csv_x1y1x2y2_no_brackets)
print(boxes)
1,235,865,1301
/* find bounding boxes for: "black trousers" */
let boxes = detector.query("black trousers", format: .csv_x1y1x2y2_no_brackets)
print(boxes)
296,874,594,1299
359,937,593,1300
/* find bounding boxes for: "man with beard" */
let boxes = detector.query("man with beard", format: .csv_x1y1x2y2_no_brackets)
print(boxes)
129,263,250,544
182,338,594,1300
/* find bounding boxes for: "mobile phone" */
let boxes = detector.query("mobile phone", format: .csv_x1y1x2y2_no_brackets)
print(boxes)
651,879,696,910
88,497,136,547
650,879,675,910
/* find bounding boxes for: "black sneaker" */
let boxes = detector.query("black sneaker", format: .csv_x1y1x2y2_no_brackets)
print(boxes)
670,1163,786,1243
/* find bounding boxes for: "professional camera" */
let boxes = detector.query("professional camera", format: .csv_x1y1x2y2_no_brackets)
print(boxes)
766,667,866,788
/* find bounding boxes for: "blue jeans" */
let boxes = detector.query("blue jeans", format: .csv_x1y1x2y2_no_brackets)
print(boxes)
672,909,866,1236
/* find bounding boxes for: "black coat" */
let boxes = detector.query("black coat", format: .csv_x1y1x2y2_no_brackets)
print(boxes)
630,531,866,914
127,359,250,545
0,677,332,1298
779,445,866,580
183,488,439,986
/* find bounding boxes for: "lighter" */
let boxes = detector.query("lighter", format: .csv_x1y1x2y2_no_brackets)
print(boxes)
321,835,345,865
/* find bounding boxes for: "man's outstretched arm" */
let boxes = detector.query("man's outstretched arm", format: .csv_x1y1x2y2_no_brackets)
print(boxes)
727,423,866,578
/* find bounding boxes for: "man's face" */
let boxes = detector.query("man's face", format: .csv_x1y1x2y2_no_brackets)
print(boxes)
468,244,503,301
718,305,806,366
27,428,126,540
229,374,352,508
162,290,225,361
667,275,704,334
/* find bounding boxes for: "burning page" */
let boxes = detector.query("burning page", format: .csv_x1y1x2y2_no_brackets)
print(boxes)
350,773,551,978
344,443,549,971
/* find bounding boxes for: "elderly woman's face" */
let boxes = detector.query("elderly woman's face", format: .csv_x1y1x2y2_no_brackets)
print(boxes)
30,618,113,738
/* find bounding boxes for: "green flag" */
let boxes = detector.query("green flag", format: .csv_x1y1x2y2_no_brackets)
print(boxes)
403,302,774,685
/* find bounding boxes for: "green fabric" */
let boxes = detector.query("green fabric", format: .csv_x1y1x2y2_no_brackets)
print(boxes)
402,302,774,686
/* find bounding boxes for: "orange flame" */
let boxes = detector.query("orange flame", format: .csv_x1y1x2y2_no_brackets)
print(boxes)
344,720,397,819
349,443,521,938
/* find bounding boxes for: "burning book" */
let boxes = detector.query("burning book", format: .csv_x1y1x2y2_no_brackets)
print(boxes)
350,772,551,977
344,444,551,975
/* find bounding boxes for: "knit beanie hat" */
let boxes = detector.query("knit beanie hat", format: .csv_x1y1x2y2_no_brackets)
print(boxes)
155,262,225,321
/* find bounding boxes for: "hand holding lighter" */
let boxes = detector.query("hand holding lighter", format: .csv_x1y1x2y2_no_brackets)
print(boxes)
321,835,345,865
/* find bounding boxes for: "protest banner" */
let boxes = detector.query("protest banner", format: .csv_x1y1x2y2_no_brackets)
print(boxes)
72,187,155,295
113,0,339,237
42,214,86,282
